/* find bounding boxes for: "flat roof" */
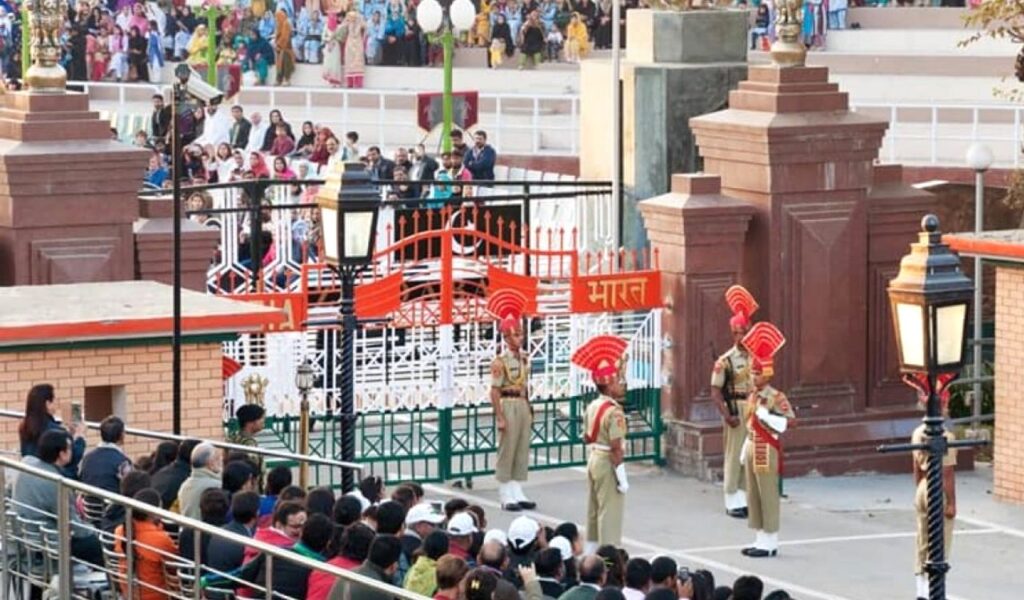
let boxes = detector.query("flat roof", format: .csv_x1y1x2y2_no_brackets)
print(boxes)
945,230,1024,264
0,281,284,347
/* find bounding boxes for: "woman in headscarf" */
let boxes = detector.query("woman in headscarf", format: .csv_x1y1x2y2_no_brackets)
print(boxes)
127,25,150,81
565,13,589,63
321,12,345,86
273,156,298,180
260,109,294,153
491,13,514,59
300,9,325,64
341,10,367,88
382,0,406,66
249,152,272,179
307,126,335,166
187,24,209,68
274,8,296,86
129,3,150,35
593,0,612,49
172,6,198,60
244,29,275,85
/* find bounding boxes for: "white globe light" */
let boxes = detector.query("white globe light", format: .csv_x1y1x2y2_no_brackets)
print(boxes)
965,143,994,172
450,0,477,32
417,0,444,32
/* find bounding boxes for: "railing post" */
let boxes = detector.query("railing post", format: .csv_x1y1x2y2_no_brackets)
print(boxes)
264,553,274,599
930,106,938,164
523,183,532,276
56,480,72,600
125,507,135,600
250,179,262,293
495,96,503,153
532,97,540,154
0,466,7,596
193,527,203,600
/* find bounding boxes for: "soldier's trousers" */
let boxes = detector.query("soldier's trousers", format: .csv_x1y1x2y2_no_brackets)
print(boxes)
586,451,624,546
723,418,748,496
914,482,954,574
745,442,781,533
495,397,532,482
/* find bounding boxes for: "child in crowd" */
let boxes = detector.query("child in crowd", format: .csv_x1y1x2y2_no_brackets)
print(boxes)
545,26,563,63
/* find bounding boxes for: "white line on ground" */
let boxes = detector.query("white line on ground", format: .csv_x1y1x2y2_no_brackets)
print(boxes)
957,515,1024,540
421,482,853,600
675,527,1002,554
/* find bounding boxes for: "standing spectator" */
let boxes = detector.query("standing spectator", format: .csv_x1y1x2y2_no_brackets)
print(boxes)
68,25,88,81
109,24,129,81
300,9,325,63
322,13,345,86
365,10,385,66
230,105,253,150
410,144,439,196
147,20,164,76
114,488,179,600
227,403,267,477
751,3,770,50
594,0,613,49
545,25,564,62
14,430,104,567
152,438,202,510
450,129,469,156
177,442,224,518
383,0,407,65
366,146,396,180
404,529,449,596
343,130,361,160
275,8,296,86
464,130,497,181
79,416,133,494
18,383,85,479
150,94,172,143
328,535,404,600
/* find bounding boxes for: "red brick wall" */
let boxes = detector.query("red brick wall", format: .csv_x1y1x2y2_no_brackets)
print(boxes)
994,266,1024,504
1,343,225,460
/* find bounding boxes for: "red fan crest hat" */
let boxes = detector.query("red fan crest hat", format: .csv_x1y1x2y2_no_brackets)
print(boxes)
743,322,786,378
487,289,528,334
725,285,759,330
571,335,629,385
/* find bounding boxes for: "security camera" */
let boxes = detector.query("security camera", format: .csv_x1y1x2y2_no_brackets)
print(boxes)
174,64,224,107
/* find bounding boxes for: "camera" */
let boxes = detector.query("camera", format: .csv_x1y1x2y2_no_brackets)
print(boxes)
174,64,224,106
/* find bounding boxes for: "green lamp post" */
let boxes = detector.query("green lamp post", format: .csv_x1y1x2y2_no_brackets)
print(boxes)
187,0,237,86
416,0,476,153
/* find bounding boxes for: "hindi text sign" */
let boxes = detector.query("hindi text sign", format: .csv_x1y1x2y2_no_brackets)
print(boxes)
571,272,661,314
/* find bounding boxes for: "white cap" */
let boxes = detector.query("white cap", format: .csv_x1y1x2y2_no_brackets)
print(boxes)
483,529,508,546
345,491,371,512
548,535,572,561
447,512,478,536
507,515,539,550
406,503,445,526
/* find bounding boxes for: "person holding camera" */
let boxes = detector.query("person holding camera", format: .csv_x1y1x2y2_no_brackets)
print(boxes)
18,383,86,479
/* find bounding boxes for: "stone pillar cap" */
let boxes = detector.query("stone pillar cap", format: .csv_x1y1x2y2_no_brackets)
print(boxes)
671,173,721,196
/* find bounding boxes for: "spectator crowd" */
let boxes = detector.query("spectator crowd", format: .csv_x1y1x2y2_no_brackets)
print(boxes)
10,383,797,600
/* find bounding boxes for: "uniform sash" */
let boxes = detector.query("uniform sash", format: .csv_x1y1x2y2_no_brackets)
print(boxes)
749,413,784,475
586,399,615,445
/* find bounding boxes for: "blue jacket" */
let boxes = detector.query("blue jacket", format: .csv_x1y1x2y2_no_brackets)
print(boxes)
464,144,497,181
20,416,86,479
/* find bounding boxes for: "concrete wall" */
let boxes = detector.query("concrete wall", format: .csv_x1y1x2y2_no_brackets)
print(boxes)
995,266,1024,504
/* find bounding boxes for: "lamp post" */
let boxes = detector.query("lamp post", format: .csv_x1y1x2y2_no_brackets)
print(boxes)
170,63,192,435
964,143,993,433
417,0,476,153
315,162,380,493
295,359,315,489
186,0,237,86
880,214,987,600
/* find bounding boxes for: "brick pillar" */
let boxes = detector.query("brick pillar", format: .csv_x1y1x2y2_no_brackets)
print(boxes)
639,174,755,477
994,266,1024,504
134,195,220,292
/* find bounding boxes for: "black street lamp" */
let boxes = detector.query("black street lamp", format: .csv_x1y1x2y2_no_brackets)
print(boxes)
171,63,192,435
315,161,380,493
880,214,987,600
295,359,315,488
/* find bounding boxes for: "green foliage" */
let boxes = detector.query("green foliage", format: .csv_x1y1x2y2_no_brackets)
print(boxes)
947,361,994,420
960,1,1024,101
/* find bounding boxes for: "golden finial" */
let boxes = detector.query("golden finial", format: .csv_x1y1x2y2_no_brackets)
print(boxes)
25,0,68,91
770,0,807,68
241,374,270,407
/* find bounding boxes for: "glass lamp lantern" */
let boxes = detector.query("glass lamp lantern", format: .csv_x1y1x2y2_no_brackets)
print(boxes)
887,215,973,375
315,162,381,268
295,360,314,395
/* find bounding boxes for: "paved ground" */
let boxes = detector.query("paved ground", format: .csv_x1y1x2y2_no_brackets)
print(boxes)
413,462,1023,600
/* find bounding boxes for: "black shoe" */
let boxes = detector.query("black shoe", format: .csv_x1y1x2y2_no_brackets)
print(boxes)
502,502,523,512
740,547,756,556
517,500,537,510
745,548,778,558
726,508,748,519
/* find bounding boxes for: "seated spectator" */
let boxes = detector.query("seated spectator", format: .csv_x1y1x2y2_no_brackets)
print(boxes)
177,442,223,518
597,545,626,589
308,521,377,600
149,441,180,474
204,491,260,598
14,430,103,567
243,512,333,599
242,500,307,565
433,555,469,600
152,438,201,510
222,459,258,500
115,488,179,600
623,557,652,600
712,587,732,600
391,483,417,510
18,383,86,479
271,124,297,156
307,487,337,518
478,541,519,599
374,500,409,582
534,547,567,599
332,494,365,528
328,534,404,600
101,469,154,533
731,576,765,600
691,569,716,600
464,567,499,600
650,556,678,592
145,153,170,188
79,415,133,494
558,555,606,600
446,511,478,565
404,529,449,596
259,465,293,527
180,487,229,564
402,502,445,565
506,515,542,584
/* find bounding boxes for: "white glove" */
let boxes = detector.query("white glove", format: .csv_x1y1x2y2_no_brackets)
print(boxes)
614,463,629,494
756,406,788,434
740,438,750,466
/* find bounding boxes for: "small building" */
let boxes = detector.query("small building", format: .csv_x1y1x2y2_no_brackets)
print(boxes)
946,229,1024,505
0,281,284,458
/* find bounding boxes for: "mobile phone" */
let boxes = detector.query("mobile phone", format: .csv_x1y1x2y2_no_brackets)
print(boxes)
430,501,444,514
677,567,691,583
70,402,83,425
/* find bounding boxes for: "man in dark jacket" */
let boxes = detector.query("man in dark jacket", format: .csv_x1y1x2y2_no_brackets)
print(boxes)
152,438,201,510
329,534,403,600
229,105,253,150
410,144,440,197
367,146,396,181
206,491,260,583
79,416,133,494
463,130,497,181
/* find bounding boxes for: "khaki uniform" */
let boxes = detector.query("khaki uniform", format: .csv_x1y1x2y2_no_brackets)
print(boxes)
585,395,627,546
710,346,752,502
491,351,533,483
743,386,794,534
911,424,957,575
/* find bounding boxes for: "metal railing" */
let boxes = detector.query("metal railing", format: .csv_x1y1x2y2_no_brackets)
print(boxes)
0,454,424,600
850,100,1024,168
0,409,360,475
70,80,580,156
